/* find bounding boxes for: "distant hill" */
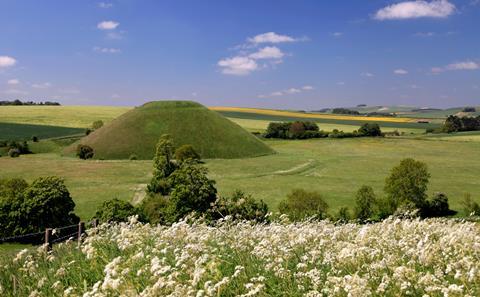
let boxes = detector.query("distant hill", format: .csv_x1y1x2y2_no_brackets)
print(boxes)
65,101,274,160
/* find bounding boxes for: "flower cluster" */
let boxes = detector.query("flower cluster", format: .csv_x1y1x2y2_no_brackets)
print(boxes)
1,216,479,296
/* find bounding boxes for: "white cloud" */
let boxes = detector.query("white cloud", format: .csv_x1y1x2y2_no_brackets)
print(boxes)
285,88,302,94
93,47,121,54
361,72,374,77
259,85,314,98
394,69,409,75
248,32,298,44
432,60,479,73
332,32,344,38
7,79,19,85
337,82,346,85
97,21,119,30
0,56,17,68
249,46,284,60
446,61,479,70
302,85,314,90
98,2,113,8
218,56,258,76
414,32,435,37
32,82,52,89
374,0,456,20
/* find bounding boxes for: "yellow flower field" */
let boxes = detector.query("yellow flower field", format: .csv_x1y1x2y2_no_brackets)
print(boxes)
210,106,418,123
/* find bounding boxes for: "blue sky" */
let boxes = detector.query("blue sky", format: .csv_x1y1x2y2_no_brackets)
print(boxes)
0,0,479,109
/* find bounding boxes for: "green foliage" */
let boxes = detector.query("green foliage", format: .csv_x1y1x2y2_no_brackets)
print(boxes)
461,194,480,216
94,198,143,223
167,162,217,222
76,144,94,160
422,192,455,218
85,128,92,135
139,194,170,225
278,189,329,221
147,135,177,195
354,185,377,221
129,153,138,160
264,121,322,139
174,144,200,162
0,177,79,240
31,136,38,142
331,108,360,115
208,190,269,222
443,115,480,133
92,120,104,130
335,207,351,223
462,107,476,112
384,158,430,211
358,123,382,136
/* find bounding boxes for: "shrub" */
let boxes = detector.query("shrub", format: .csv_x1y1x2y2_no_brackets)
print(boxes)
140,194,170,225
92,120,104,130
264,121,319,139
332,108,360,115
85,128,92,135
422,192,455,218
384,158,430,211
76,144,94,160
463,107,476,112
166,162,217,223
335,207,351,223
174,145,200,162
8,148,20,158
94,199,143,223
0,178,28,199
461,194,480,216
358,123,382,137
1,177,80,238
31,136,38,142
278,189,329,221
129,153,138,160
208,190,269,222
354,185,377,221
147,134,177,195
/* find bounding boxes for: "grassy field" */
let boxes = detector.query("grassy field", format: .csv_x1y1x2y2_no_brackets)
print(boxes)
0,122,83,141
1,135,479,221
0,105,130,128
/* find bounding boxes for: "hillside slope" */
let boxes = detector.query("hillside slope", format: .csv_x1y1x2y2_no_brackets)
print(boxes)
65,101,274,159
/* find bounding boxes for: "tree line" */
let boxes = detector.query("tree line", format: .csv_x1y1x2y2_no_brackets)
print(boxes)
0,100,60,106
264,121,382,139
443,115,480,133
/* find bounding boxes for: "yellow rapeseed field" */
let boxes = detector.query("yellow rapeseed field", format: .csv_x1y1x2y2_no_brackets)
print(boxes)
210,106,417,123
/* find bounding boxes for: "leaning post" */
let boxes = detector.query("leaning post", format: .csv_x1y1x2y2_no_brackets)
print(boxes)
78,221,85,246
44,228,52,251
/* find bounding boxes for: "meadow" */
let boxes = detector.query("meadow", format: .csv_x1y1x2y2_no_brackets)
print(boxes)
1,135,479,221
1,217,479,296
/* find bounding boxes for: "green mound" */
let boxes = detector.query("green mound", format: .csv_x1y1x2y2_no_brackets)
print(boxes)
65,101,274,159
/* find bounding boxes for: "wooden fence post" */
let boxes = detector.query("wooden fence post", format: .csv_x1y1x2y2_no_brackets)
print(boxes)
45,228,52,251
92,218,99,228
78,221,85,246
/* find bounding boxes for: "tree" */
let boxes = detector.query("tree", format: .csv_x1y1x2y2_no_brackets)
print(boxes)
76,144,94,159
147,135,177,194
175,145,200,162
288,122,306,139
16,177,79,235
422,192,454,218
208,190,269,222
461,194,480,216
278,189,329,221
384,158,430,212
354,185,377,221
358,123,382,136
166,162,217,222
92,120,104,130
0,178,28,199
94,199,143,223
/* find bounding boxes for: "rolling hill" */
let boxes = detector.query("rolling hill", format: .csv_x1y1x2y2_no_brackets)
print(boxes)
65,101,274,159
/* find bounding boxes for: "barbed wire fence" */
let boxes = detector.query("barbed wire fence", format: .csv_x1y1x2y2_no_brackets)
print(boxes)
0,219,99,250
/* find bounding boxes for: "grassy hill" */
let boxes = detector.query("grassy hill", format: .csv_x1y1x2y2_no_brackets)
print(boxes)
66,101,274,159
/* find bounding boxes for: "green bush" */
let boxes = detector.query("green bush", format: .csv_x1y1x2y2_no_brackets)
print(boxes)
32,136,39,142
461,194,480,216
208,190,269,222
147,135,177,195
384,158,430,212
94,199,143,223
334,207,351,223
92,120,104,130
422,192,455,218
76,144,94,160
354,185,377,221
174,145,200,162
129,153,138,160
358,123,382,136
140,194,170,225
85,128,92,135
278,189,329,221
0,177,79,241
